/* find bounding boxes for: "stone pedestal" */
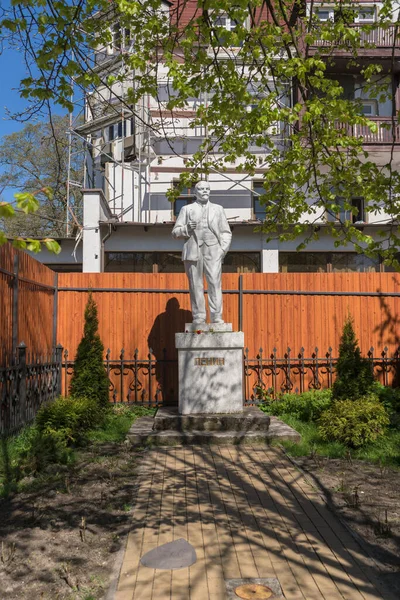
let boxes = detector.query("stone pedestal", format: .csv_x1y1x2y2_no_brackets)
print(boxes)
175,324,244,414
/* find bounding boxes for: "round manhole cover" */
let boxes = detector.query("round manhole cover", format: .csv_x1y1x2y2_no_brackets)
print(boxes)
234,583,274,599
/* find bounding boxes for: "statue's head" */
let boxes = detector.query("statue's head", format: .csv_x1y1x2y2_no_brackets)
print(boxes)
194,181,211,204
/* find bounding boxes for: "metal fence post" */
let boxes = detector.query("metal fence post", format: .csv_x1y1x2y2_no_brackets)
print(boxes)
52,273,59,350
12,253,19,357
18,342,27,426
238,274,243,331
56,344,63,397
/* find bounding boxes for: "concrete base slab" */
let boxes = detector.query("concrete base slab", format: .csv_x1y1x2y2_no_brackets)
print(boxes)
184,322,233,332
127,411,301,446
154,406,271,431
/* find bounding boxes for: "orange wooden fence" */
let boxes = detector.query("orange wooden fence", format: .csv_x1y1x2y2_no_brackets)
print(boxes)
2,243,400,401
0,244,56,364
56,272,400,360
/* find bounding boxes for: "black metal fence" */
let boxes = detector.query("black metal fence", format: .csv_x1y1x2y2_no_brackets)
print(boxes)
1,345,399,434
0,343,63,435
62,346,400,406
244,346,400,402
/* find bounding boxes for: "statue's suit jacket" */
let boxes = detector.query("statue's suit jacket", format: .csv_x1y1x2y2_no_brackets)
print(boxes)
172,201,232,261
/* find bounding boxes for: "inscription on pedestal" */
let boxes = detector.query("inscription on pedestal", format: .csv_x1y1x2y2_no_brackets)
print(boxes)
194,357,225,366
175,328,245,414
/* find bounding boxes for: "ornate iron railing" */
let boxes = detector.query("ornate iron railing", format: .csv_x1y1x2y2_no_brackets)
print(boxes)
311,25,400,48
0,343,63,435
62,346,400,407
244,346,400,403
2,345,398,432
63,347,178,407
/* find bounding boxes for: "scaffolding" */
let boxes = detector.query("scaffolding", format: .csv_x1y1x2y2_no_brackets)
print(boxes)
65,21,290,235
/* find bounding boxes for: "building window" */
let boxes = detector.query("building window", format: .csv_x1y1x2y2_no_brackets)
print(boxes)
172,182,195,219
212,13,245,46
105,252,154,272
252,181,267,221
157,253,185,273
104,251,261,273
279,252,380,273
222,252,261,273
356,7,376,23
279,253,328,273
105,252,185,273
360,100,378,117
331,253,379,273
326,197,366,224
314,7,334,21
107,23,132,55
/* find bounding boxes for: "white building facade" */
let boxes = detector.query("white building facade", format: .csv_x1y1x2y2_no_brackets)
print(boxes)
43,1,400,275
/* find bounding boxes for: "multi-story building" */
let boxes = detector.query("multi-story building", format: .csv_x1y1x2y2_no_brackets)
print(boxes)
35,0,400,274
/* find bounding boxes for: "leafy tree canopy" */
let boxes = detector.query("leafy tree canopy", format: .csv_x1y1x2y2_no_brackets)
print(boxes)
1,0,400,265
0,115,83,244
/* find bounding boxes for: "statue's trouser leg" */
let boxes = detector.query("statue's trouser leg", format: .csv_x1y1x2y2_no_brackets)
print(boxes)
203,244,223,322
184,254,206,322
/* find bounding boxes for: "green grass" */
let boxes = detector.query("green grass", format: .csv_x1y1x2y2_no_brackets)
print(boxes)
271,413,400,466
86,405,155,444
0,403,156,496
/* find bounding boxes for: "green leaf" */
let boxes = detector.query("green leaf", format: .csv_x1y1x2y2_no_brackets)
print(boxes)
0,202,15,218
14,192,40,214
26,239,42,253
43,238,61,254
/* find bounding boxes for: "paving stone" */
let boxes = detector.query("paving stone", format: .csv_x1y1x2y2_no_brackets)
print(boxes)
140,538,197,570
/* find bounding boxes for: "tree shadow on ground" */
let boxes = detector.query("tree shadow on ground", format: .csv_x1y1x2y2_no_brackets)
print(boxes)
0,442,147,598
373,287,400,386
128,445,400,600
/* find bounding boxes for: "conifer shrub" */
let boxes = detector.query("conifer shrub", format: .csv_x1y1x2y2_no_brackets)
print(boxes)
318,397,389,447
332,315,375,401
36,396,103,441
69,292,110,407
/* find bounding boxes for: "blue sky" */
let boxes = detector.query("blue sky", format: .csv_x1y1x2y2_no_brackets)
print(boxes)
0,45,67,203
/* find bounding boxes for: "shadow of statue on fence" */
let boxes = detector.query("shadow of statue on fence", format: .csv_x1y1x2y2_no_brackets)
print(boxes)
147,298,191,406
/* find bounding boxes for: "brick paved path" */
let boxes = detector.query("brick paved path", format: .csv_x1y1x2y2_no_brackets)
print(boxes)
114,446,395,600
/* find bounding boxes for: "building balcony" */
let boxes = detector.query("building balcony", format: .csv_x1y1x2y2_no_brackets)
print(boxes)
310,25,400,51
336,118,400,145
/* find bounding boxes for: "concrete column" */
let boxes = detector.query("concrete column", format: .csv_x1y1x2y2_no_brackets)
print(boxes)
82,189,113,272
261,249,279,273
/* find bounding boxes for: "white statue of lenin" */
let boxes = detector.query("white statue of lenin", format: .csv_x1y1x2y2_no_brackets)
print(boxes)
172,181,232,325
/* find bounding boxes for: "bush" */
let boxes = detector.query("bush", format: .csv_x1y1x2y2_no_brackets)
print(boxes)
318,397,389,447
1,397,105,485
69,293,110,407
372,382,400,421
36,396,104,442
332,315,375,401
260,389,332,422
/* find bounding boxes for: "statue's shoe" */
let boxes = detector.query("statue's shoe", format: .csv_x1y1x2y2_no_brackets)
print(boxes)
211,319,224,324
192,320,206,326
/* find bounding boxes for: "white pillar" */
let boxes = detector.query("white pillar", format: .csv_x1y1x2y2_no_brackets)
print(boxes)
82,189,113,272
261,249,279,273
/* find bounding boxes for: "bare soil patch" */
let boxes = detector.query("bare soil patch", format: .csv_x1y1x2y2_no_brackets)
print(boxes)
0,443,146,600
293,455,400,595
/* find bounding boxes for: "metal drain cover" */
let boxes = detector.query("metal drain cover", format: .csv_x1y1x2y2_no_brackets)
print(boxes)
226,579,283,600
235,583,274,599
